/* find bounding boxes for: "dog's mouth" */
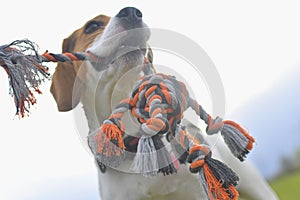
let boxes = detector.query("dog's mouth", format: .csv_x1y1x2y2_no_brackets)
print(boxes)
86,39,148,71
86,7,150,71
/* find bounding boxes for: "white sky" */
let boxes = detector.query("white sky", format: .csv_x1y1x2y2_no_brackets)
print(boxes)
0,0,299,199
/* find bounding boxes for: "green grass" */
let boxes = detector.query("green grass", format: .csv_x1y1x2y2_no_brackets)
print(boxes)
270,170,300,200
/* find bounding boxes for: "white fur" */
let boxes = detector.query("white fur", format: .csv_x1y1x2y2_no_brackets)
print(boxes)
87,16,150,58
81,13,278,200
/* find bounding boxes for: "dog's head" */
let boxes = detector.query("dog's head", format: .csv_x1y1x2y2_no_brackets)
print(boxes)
51,7,153,111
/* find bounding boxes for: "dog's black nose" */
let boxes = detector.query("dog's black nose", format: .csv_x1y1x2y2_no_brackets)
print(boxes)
116,7,142,24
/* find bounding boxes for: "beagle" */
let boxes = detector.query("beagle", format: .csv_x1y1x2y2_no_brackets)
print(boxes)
50,7,278,200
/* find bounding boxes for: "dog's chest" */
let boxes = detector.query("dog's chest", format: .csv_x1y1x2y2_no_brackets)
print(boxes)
97,162,204,200
81,58,144,132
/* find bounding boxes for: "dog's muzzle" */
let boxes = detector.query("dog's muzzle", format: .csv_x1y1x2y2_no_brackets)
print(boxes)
86,7,150,71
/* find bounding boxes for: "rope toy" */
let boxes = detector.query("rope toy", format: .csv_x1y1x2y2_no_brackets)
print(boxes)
0,39,254,199
88,73,255,199
0,39,92,117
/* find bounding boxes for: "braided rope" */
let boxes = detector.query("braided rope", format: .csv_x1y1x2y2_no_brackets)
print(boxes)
129,73,188,135
40,51,87,63
99,73,189,144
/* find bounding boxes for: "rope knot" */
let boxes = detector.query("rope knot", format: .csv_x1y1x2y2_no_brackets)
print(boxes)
206,116,224,135
187,145,240,200
188,145,211,173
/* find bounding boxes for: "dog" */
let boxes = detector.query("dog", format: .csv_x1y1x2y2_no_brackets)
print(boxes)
50,7,278,200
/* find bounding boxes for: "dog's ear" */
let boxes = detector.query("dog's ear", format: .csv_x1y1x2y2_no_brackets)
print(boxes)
62,36,76,53
50,35,82,111
146,45,156,72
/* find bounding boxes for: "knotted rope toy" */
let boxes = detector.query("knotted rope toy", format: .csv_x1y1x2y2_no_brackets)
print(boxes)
0,39,92,117
1,39,254,199
88,73,255,199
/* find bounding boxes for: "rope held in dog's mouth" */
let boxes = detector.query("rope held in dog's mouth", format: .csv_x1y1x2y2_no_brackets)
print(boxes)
0,39,256,199
1,39,155,117
0,39,99,117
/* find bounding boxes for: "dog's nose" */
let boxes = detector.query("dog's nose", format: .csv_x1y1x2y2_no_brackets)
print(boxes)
116,7,142,24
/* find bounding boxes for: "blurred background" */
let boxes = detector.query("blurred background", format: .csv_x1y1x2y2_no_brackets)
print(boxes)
0,0,299,199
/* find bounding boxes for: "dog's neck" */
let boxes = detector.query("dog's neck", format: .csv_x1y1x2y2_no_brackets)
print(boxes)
81,49,145,132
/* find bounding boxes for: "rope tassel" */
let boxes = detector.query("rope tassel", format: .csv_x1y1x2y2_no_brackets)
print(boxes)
88,119,126,168
130,134,176,177
0,40,50,117
221,120,255,161
188,145,239,200
89,100,132,167
130,135,159,177
189,101,255,161
0,39,99,117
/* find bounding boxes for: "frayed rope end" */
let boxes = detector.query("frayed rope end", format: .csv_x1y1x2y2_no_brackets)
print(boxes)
130,135,159,177
0,39,50,118
88,122,125,168
130,135,177,177
191,102,255,162
221,120,255,161
188,145,239,200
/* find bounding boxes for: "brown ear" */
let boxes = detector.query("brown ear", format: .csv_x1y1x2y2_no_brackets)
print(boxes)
50,36,82,111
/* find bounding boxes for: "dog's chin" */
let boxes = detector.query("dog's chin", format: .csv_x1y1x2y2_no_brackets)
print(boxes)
89,44,146,72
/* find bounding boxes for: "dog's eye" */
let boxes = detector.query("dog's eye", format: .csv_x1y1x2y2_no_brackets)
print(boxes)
84,21,104,34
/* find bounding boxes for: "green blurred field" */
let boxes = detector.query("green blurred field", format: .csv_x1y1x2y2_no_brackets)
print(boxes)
270,170,300,200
